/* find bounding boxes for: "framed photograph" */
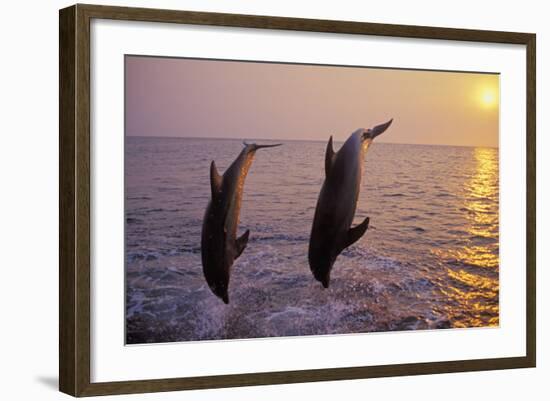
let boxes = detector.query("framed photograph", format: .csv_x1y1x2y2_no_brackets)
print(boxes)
59,4,536,397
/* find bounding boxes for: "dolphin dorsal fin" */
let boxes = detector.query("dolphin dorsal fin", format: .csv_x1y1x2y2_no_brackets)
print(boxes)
342,216,370,250
325,136,335,177
210,161,223,198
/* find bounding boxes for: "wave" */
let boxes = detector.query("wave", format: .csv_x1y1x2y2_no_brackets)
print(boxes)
470,234,497,244
124,139,500,343
127,246,201,262
251,234,309,243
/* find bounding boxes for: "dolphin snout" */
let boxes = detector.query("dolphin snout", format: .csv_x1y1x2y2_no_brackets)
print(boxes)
215,287,229,304
207,280,230,304
221,293,229,304
310,260,333,289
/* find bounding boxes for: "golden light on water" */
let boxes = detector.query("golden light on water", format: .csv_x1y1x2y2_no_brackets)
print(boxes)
431,147,499,328
439,268,499,327
463,148,499,263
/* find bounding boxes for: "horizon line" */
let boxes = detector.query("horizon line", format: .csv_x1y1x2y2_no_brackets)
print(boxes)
125,135,499,149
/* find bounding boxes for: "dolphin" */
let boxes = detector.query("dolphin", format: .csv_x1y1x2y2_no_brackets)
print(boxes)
308,119,393,288
201,142,281,304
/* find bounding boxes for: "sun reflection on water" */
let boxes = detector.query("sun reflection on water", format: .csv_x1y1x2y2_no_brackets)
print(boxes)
431,147,499,328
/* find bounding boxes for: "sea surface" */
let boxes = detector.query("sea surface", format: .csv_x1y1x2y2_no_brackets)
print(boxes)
125,136,499,344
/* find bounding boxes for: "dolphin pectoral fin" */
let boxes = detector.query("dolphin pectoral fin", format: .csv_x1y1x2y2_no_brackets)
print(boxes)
210,161,223,199
235,229,250,258
325,136,335,177
343,217,370,249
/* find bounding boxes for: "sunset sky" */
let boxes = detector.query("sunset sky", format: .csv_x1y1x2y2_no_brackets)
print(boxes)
125,56,499,148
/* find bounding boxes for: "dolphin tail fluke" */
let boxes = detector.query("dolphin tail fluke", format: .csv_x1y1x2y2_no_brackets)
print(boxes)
366,119,393,139
343,216,370,250
253,143,282,150
243,141,282,150
235,229,250,258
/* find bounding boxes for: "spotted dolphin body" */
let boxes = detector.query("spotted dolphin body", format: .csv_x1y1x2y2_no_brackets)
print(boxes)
308,120,393,288
201,142,281,304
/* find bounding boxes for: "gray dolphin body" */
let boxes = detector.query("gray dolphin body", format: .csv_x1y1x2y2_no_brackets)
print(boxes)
308,120,393,288
201,142,281,304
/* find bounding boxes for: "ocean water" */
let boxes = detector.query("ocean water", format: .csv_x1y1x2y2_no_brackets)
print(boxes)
125,136,499,344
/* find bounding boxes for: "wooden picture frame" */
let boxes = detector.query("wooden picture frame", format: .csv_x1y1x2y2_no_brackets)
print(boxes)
59,3,536,397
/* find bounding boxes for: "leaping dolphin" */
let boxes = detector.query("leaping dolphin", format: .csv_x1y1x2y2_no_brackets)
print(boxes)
201,142,282,304
308,119,393,288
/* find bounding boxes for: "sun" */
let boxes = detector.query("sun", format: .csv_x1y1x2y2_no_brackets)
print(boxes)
480,87,497,108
